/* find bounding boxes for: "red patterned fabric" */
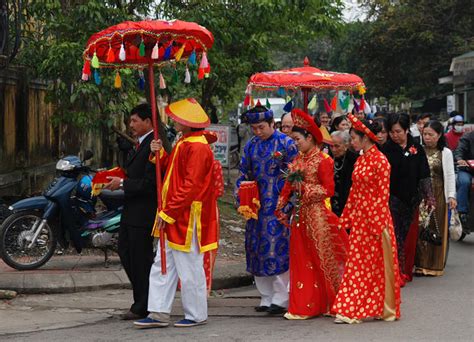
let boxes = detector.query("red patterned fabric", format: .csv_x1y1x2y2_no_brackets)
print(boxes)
276,148,348,317
333,145,401,320
237,181,260,220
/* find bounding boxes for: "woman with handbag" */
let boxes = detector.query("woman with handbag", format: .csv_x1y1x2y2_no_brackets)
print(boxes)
415,120,457,276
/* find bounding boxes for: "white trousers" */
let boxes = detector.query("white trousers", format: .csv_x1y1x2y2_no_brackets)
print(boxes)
254,271,289,308
147,229,207,322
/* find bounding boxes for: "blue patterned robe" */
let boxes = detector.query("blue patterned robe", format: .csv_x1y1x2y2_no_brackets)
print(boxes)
235,130,298,276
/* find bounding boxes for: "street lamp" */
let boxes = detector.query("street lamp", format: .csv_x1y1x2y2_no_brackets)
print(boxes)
0,0,22,69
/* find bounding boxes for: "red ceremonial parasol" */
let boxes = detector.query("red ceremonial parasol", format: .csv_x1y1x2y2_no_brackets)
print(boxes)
82,19,214,274
248,57,365,112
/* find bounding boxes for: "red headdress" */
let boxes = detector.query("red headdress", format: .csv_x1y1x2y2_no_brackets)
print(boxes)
291,108,323,144
347,114,378,142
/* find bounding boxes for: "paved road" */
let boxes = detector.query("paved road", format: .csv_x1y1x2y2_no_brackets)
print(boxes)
1,235,473,341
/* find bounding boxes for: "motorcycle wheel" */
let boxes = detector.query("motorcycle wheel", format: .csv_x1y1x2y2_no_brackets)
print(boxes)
0,211,57,270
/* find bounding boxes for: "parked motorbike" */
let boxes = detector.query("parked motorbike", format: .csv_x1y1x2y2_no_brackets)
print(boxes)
0,151,123,270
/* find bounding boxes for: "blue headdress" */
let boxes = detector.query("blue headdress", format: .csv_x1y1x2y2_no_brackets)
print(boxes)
242,106,273,124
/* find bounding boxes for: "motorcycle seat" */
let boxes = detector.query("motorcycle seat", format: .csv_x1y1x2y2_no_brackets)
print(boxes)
99,189,124,199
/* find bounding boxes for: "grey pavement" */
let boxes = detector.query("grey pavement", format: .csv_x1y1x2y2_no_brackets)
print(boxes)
0,235,473,341
0,254,252,294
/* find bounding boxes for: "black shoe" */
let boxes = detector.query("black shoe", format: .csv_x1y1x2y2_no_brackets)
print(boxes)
460,213,469,232
254,305,270,312
117,310,147,320
267,304,286,315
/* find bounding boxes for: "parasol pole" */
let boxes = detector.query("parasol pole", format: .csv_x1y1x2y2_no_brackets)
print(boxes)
148,61,167,275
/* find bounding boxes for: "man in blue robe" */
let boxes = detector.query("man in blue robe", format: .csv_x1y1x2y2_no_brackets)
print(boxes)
235,105,298,315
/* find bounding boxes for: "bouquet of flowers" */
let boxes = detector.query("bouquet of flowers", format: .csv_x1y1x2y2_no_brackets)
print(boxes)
283,159,305,224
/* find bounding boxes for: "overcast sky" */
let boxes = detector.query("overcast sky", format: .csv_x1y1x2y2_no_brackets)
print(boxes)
342,0,367,22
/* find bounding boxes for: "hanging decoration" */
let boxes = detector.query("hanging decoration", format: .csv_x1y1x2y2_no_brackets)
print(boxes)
266,98,271,108
114,71,122,88
159,72,166,89
81,60,91,81
184,66,191,84
283,98,294,112
138,69,145,90
164,42,173,60
323,98,332,113
151,42,159,59
359,97,366,111
243,94,251,107
91,52,100,68
93,69,101,85
277,87,285,97
188,49,197,65
119,43,126,61
173,68,179,83
353,98,360,112
198,52,209,80
339,91,350,111
330,94,338,112
106,46,115,63
307,95,317,112
139,38,146,57
174,43,186,62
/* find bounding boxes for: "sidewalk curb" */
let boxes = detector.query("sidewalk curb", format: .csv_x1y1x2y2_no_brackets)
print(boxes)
0,270,253,294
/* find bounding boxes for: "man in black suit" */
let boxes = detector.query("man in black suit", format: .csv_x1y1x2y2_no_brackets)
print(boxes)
105,103,157,320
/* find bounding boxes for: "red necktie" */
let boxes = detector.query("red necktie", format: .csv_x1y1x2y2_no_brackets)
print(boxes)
135,141,140,150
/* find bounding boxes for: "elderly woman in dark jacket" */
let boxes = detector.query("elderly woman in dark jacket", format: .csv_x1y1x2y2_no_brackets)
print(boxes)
330,130,358,217
382,113,434,284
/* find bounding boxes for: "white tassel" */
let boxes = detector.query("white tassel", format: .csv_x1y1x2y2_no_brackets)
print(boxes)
81,73,89,81
119,43,126,61
159,72,166,89
151,42,159,59
184,67,191,84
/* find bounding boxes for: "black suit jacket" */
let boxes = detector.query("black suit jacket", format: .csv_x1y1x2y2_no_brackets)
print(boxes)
121,132,157,229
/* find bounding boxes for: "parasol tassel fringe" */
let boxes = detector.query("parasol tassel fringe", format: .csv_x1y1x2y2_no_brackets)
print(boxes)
94,69,101,85
119,43,126,61
91,52,100,69
353,97,360,112
106,47,115,63
174,43,185,62
139,40,146,57
184,66,191,83
199,52,209,68
82,60,91,81
159,72,166,89
189,50,197,65
243,94,250,107
114,71,122,88
164,44,172,60
151,42,159,59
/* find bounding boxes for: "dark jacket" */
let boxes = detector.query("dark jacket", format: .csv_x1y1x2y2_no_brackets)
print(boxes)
454,131,474,174
331,150,358,217
382,136,431,206
121,132,158,228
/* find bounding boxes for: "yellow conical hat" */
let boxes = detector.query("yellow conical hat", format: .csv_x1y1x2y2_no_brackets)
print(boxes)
165,98,210,128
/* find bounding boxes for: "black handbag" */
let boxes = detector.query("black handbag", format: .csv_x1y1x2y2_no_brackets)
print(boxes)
419,204,442,246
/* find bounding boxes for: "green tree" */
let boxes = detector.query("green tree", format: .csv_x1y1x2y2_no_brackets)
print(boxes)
326,0,474,101
156,0,344,121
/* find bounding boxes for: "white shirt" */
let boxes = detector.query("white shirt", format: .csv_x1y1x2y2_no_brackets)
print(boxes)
138,130,153,145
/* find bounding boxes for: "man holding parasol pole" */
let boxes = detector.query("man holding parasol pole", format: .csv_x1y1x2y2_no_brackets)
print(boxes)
134,98,218,329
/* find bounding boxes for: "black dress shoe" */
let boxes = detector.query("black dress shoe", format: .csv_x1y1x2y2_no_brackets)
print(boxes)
267,304,286,315
254,305,270,312
118,310,147,320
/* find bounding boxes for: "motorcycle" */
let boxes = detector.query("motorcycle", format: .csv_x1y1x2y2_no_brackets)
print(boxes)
0,151,123,270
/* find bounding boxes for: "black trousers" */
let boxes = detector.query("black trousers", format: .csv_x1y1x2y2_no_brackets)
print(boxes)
118,223,154,316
